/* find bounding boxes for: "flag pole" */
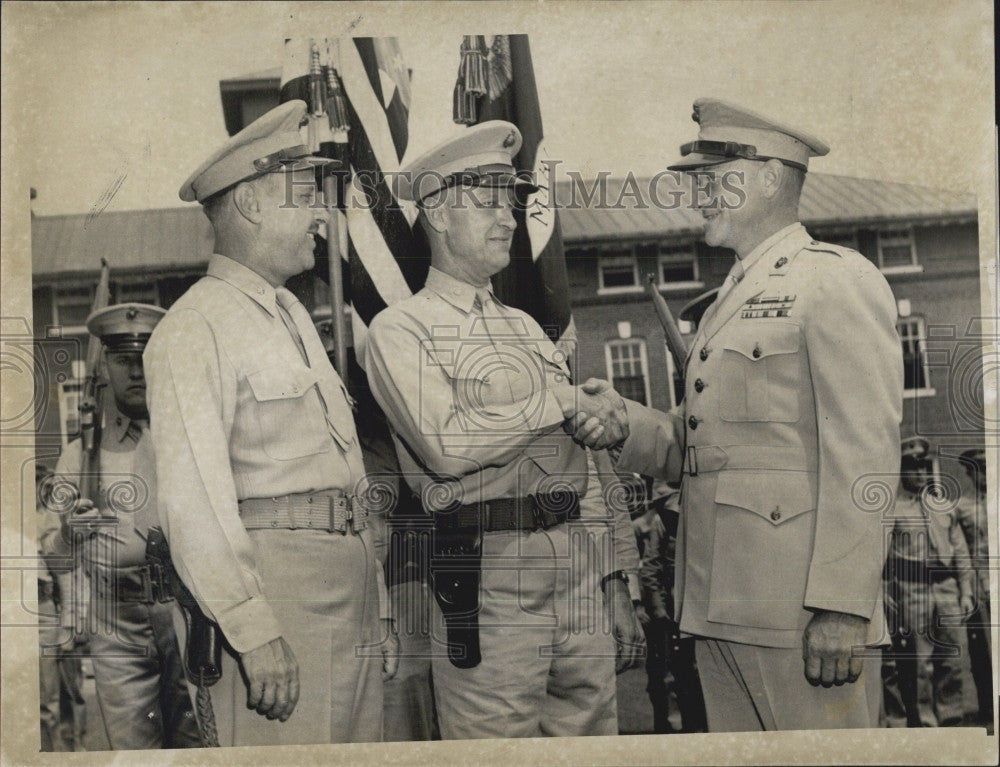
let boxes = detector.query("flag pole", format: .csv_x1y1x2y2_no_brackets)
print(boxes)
324,174,349,378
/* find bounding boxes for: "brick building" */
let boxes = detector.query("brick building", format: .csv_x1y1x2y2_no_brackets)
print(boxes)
31,170,983,494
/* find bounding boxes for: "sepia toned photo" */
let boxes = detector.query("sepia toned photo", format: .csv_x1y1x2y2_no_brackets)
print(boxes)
1,1,996,765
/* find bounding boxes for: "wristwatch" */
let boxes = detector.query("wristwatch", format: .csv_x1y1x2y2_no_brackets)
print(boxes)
600,569,629,594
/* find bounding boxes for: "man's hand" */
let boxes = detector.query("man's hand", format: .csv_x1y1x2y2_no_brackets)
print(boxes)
381,618,400,681
240,637,300,721
603,579,644,674
802,610,869,687
62,498,114,539
558,378,630,450
959,591,975,617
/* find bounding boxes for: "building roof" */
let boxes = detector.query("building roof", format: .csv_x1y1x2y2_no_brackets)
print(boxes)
32,207,214,278
31,173,977,277
555,172,977,245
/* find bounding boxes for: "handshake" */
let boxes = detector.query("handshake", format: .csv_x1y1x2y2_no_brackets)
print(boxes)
554,378,630,450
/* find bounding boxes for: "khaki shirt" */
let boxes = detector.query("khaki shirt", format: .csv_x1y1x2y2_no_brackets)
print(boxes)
364,267,639,582
40,406,157,568
144,254,384,654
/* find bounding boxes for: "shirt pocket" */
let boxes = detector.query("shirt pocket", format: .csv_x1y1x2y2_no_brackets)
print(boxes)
718,322,801,423
707,469,817,631
246,364,330,460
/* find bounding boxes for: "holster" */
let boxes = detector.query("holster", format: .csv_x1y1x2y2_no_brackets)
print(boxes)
430,523,482,669
146,526,223,686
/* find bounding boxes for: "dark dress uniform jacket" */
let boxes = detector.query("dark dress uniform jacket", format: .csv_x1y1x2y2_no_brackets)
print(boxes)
617,224,904,649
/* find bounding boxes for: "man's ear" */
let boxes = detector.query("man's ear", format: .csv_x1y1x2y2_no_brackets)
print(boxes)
759,159,785,200
421,195,449,234
232,181,263,224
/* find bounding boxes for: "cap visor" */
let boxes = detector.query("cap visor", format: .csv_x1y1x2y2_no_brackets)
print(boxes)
283,156,341,171
666,153,732,172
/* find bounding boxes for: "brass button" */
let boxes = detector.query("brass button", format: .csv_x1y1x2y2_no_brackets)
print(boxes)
694,378,705,393
775,256,788,268
771,509,781,521
752,344,762,359
688,415,699,430
699,347,710,361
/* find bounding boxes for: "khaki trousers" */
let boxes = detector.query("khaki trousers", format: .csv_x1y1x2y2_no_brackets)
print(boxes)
431,524,618,739
695,638,882,731
187,527,384,746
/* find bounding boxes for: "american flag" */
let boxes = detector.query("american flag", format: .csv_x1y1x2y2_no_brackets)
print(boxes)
279,37,430,351
453,34,575,348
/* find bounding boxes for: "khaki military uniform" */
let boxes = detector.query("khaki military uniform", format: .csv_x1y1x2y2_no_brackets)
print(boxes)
617,224,903,730
956,484,992,722
40,409,199,750
883,491,973,726
365,267,639,739
144,254,386,746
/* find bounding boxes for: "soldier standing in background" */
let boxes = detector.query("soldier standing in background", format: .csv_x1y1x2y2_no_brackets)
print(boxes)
38,304,200,749
883,437,974,727
956,448,993,726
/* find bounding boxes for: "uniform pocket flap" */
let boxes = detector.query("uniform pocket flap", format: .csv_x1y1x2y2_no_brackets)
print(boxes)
247,365,316,402
715,470,816,525
721,323,800,360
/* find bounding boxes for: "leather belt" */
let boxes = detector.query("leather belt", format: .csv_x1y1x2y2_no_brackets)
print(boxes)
239,491,367,534
434,492,581,532
91,563,174,604
683,445,815,476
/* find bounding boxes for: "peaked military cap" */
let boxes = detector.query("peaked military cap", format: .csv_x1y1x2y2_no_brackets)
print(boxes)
900,436,931,462
669,98,830,172
86,303,166,353
179,100,337,203
395,120,538,203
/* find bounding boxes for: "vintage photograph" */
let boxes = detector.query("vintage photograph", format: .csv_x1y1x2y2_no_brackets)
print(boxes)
1,1,996,764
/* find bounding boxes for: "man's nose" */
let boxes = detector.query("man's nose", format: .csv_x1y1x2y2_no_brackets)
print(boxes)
128,361,145,378
497,205,516,229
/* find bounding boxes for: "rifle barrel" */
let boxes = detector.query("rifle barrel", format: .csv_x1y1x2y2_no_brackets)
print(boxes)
645,274,688,373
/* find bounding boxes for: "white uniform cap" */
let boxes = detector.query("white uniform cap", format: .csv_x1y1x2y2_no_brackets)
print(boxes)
669,98,829,172
179,100,337,203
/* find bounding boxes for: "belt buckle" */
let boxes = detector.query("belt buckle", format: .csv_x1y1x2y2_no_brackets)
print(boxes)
329,496,352,534
687,445,698,476
349,497,366,533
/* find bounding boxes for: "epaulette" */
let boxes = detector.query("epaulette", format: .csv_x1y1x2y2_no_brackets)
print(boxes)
802,239,855,258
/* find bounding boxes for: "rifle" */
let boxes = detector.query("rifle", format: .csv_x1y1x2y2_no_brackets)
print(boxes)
78,259,111,502
645,274,688,374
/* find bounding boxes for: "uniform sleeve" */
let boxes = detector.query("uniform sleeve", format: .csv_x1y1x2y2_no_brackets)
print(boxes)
38,442,84,559
365,313,566,478
587,449,640,598
615,399,685,482
802,259,904,620
144,309,282,654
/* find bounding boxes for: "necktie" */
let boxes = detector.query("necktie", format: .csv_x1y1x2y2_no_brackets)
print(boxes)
275,287,354,451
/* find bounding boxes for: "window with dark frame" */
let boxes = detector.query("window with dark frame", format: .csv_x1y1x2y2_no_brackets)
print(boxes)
897,315,932,394
598,251,639,291
606,339,649,406
658,243,699,285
